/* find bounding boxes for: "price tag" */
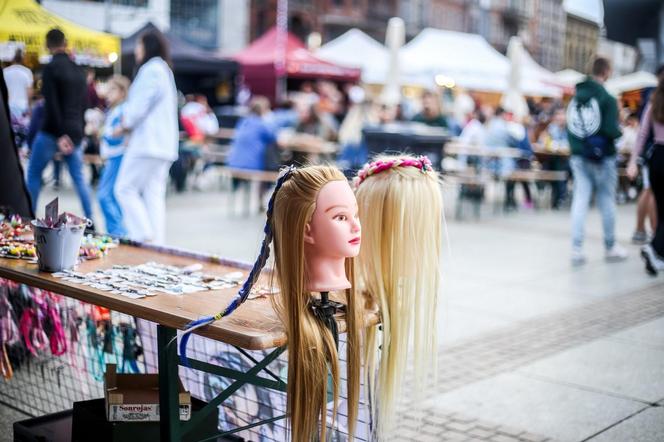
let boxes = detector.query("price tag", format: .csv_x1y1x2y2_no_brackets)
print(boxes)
45,197,59,226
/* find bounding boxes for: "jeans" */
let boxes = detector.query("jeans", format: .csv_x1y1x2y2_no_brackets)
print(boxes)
26,131,93,219
115,157,172,244
570,155,617,250
97,155,126,236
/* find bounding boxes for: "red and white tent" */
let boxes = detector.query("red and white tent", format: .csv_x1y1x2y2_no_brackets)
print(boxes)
234,27,361,101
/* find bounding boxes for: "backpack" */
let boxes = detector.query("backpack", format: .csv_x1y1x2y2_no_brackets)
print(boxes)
567,97,611,162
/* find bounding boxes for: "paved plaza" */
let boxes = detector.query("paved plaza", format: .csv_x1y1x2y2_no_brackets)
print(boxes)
2,181,663,441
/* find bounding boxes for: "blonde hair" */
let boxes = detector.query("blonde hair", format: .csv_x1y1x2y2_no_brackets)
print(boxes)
107,74,130,101
355,154,442,440
272,165,362,441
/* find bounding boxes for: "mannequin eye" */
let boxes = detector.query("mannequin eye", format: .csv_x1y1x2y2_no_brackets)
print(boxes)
334,214,348,221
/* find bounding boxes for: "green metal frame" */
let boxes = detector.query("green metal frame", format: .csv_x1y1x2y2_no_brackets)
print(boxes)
156,325,287,442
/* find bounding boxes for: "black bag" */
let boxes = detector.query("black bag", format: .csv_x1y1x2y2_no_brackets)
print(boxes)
582,134,610,162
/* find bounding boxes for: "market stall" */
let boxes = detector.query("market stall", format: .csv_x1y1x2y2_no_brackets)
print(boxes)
399,28,563,98
121,23,238,106
233,27,361,103
0,0,120,67
316,28,389,85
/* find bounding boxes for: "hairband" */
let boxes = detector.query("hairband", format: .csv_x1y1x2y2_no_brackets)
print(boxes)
354,156,433,188
179,165,297,365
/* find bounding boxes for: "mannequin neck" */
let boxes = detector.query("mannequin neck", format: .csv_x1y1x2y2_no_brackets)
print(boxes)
305,252,350,292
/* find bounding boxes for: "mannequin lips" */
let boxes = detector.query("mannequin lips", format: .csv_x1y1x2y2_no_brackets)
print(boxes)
349,237,361,245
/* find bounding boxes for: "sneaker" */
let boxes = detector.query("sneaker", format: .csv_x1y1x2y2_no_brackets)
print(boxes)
571,248,586,266
641,244,664,276
605,244,628,262
631,231,648,245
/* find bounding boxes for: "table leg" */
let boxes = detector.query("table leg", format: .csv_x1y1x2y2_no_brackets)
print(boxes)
157,325,181,442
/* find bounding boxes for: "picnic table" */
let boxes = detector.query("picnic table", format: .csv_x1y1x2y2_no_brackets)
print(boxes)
0,243,377,441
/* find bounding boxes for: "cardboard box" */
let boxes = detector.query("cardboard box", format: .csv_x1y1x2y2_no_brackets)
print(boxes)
104,364,191,422
72,398,220,442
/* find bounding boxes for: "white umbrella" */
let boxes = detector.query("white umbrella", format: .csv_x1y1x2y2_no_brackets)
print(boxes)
500,36,529,121
380,17,405,106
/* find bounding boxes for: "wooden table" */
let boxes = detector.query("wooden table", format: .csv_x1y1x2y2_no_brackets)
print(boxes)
278,133,338,164
444,141,524,159
0,242,374,441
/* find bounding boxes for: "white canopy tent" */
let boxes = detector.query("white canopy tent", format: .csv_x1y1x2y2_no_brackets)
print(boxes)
399,28,562,97
400,28,509,92
555,69,585,88
318,26,564,97
606,71,658,96
316,29,389,85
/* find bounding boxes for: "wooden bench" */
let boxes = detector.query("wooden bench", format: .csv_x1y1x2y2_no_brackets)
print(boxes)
218,167,279,216
444,171,491,220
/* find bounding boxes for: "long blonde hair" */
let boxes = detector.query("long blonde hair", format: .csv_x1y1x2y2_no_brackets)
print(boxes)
272,165,362,441
355,154,442,440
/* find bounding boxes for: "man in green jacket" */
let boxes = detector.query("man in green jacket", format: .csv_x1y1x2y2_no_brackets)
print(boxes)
566,57,627,266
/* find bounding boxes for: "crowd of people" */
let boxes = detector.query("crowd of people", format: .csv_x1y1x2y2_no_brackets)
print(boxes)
4,29,663,275
5,28,177,245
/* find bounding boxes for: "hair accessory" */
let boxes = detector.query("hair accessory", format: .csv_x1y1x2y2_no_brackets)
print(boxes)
178,165,297,365
353,155,433,188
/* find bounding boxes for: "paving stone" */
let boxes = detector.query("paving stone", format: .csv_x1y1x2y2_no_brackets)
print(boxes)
490,434,522,442
419,432,444,442
445,420,476,432
441,430,471,441
518,432,549,442
425,415,451,426
421,423,442,436
467,427,495,439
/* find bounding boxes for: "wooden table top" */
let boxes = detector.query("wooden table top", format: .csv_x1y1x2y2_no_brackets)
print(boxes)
445,142,524,158
0,244,375,350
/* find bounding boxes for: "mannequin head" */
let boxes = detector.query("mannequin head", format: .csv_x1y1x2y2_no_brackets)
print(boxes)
272,165,362,441
304,180,361,291
355,154,442,439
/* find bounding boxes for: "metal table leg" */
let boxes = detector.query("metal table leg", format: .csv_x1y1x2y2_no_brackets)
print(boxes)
157,325,180,442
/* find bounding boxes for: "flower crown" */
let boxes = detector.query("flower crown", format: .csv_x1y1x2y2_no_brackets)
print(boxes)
354,155,433,187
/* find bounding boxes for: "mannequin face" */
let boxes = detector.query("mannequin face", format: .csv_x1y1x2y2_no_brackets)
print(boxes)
304,180,361,258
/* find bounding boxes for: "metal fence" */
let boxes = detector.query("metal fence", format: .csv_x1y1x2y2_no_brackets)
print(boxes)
0,279,369,441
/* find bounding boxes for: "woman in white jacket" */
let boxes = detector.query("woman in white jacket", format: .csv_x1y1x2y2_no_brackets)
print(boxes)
114,31,178,244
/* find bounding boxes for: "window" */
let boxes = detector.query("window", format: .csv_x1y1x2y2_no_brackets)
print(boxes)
170,0,218,50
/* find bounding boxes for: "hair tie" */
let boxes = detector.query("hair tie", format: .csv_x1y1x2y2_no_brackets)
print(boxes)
354,156,433,188
179,165,297,365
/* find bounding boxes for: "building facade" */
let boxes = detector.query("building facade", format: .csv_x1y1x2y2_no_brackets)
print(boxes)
42,0,249,53
563,13,600,73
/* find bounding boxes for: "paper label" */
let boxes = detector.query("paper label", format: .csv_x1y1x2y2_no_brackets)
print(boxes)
45,198,58,225
108,403,191,421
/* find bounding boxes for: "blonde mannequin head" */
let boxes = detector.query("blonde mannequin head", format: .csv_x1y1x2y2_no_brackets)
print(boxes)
272,165,362,441
355,154,442,439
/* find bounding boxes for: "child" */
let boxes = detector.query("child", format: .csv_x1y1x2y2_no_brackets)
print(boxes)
97,75,130,236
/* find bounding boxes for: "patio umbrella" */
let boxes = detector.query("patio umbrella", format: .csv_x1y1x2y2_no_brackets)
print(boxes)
380,17,405,106
500,36,529,121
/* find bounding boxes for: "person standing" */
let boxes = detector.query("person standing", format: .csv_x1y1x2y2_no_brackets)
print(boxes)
114,30,178,244
97,75,130,237
26,29,93,220
3,49,33,121
628,72,664,275
566,57,627,266
412,90,448,129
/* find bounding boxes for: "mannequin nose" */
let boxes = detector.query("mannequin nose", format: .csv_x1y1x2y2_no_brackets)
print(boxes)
351,218,361,233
